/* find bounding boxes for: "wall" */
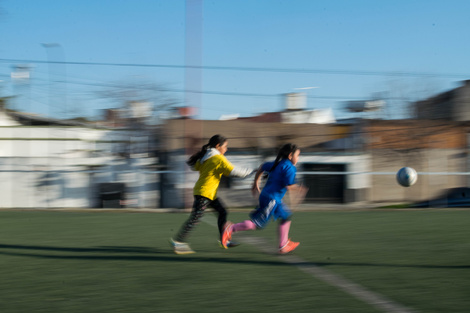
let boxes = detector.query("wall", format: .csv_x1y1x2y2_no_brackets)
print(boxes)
370,149,467,202
454,81,470,121
0,126,158,209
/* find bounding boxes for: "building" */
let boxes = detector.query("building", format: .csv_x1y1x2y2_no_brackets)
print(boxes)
158,118,367,207
0,103,157,209
415,80,470,121
158,116,470,208
4,86,470,209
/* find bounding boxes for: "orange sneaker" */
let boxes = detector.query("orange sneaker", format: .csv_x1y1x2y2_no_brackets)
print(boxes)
279,239,299,254
221,222,233,249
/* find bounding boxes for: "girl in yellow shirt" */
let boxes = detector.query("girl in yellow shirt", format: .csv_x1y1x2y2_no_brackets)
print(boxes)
170,134,253,254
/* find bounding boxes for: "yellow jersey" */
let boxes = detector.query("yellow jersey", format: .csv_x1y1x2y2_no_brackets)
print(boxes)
193,154,234,200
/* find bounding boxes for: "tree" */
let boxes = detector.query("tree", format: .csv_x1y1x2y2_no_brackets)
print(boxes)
374,77,442,119
96,77,180,126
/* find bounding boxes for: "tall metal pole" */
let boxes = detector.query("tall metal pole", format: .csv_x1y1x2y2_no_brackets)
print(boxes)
183,0,203,208
41,43,67,118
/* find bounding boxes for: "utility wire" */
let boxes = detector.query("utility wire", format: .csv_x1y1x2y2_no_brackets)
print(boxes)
27,75,417,101
0,58,469,78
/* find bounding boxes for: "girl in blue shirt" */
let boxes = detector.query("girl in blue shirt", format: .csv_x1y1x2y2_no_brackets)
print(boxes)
222,143,307,254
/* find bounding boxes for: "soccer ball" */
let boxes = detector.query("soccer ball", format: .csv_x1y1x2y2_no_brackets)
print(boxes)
396,167,418,187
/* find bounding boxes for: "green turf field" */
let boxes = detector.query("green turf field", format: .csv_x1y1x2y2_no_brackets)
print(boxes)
0,209,468,313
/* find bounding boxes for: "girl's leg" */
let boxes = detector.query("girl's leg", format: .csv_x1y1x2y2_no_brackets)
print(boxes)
210,198,228,239
232,220,257,233
175,196,211,242
222,196,274,248
278,219,291,248
278,219,299,254
221,220,257,249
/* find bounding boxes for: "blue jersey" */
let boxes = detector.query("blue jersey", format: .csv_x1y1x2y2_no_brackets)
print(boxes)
260,158,296,200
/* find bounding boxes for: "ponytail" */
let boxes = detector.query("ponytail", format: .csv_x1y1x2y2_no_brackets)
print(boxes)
187,144,210,167
270,143,299,172
187,134,227,167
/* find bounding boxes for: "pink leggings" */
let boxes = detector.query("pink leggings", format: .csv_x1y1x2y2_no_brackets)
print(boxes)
231,220,291,248
232,220,257,232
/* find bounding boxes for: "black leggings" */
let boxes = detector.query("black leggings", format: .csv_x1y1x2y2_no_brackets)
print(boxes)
175,195,228,242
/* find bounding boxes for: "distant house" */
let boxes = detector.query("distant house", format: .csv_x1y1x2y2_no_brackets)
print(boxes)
235,92,336,124
415,80,470,121
159,118,352,153
237,109,335,124
0,103,157,209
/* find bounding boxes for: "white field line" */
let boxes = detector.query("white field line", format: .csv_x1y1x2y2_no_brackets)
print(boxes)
202,216,416,313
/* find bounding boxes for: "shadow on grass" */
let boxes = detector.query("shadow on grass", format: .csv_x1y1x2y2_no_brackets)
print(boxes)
0,243,158,254
0,243,287,266
0,243,468,269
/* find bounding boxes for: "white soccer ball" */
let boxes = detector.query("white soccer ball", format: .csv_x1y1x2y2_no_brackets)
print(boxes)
396,167,418,187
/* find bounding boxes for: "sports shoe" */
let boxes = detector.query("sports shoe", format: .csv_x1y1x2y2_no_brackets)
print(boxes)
218,240,240,248
221,222,233,249
279,239,299,254
169,238,195,255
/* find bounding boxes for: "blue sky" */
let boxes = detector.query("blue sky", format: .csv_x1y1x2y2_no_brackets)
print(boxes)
1,0,469,121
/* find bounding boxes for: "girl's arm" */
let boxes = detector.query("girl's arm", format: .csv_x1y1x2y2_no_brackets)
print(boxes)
251,166,265,196
286,184,309,209
220,155,254,178
229,166,255,178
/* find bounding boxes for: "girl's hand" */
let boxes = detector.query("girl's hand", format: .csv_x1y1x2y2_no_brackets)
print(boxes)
251,183,260,197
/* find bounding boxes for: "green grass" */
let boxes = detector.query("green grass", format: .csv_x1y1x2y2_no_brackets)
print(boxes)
375,203,412,209
0,209,469,312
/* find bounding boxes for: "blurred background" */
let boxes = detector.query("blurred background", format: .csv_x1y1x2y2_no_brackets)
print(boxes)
1,0,470,209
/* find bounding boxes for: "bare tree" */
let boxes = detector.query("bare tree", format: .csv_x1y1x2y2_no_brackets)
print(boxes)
371,77,443,119
96,77,180,126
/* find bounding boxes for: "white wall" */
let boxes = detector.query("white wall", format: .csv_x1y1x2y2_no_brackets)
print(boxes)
298,154,372,190
0,126,158,208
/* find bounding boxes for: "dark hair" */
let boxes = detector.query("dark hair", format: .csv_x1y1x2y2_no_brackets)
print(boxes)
270,143,299,172
187,134,227,167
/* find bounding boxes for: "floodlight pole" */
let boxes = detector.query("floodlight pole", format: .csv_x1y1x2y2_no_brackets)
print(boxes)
41,43,67,118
